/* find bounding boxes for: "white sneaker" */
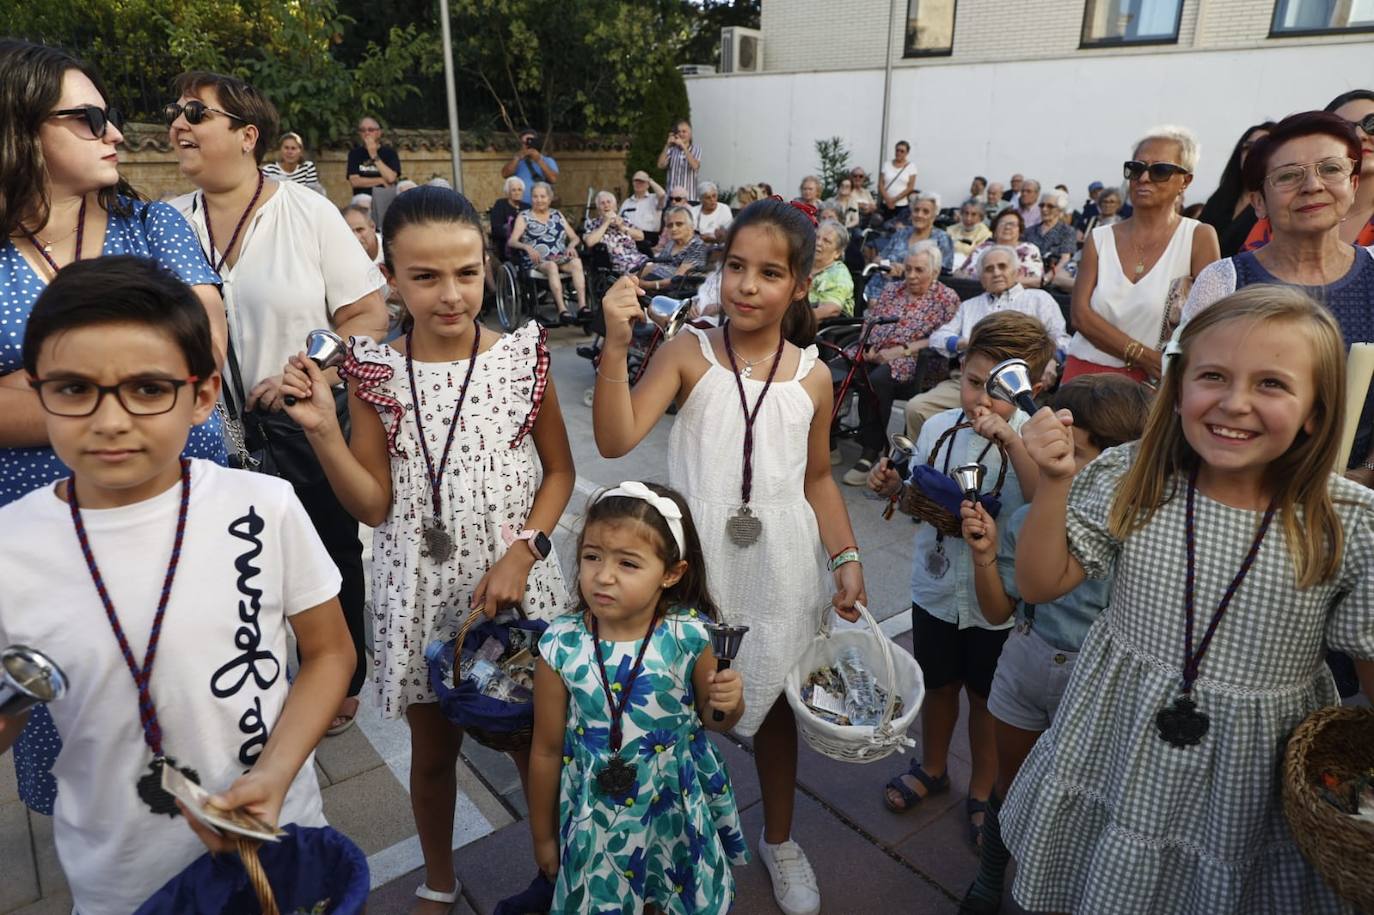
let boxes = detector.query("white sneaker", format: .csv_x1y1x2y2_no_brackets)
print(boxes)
758,832,821,915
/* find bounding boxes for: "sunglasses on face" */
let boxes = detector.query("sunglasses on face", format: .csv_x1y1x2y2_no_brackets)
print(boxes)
48,105,124,140
1123,160,1190,182
162,100,246,127
670,196,687,202
1351,113,1374,136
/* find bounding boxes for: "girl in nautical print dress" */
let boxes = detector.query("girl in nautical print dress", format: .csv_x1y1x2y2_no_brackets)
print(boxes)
280,186,574,914
1006,286,1374,914
530,481,747,914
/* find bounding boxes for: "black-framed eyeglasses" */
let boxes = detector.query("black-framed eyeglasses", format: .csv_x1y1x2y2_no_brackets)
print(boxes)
30,376,201,417
1123,160,1190,182
162,100,245,127
48,105,124,140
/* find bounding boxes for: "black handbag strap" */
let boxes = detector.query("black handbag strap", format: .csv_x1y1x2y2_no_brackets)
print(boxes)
221,332,250,422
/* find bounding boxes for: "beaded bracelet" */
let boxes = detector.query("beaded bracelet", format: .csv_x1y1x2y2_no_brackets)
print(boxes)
828,548,861,572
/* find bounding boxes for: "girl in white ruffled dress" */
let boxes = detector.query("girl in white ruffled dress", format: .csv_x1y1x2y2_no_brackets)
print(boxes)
592,198,867,915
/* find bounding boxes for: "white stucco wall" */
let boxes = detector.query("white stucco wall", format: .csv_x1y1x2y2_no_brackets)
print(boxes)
685,43,1373,209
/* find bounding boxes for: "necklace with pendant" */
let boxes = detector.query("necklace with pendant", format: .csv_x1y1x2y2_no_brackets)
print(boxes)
721,322,785,547
589,612,658,798
25,198,87,275
68,460,202,815
406,325,481,563
728,346,776,380
1155,468,1275,749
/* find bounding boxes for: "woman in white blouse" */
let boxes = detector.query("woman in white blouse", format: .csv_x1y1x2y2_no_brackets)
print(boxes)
169,70,387,734
260,131,322,193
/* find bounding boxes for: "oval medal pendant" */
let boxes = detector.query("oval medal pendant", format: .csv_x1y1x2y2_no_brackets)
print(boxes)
1155,694,1209,748
925,545,950,579
423,522,456,562
727,505,763,546
595,754,637,797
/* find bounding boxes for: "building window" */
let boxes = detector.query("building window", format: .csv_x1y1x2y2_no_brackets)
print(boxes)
1270,0,1374,34
1080,0,1184,45
903,0,957,57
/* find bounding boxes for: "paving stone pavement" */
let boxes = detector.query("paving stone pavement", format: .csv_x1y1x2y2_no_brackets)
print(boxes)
0,325,998,914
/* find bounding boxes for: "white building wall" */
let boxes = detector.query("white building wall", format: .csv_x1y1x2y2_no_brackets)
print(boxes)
685,42,1372,210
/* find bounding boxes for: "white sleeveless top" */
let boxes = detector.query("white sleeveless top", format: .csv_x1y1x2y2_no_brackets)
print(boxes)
1067,218,1198,367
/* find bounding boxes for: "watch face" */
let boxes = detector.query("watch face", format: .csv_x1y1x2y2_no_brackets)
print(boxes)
532,531,552,560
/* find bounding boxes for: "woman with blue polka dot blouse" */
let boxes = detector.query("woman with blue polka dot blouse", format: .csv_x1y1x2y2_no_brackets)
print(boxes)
0,40,230,816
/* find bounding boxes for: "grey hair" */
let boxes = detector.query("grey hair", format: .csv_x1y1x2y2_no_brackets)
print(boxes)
914,193,940,209
800,175,822,189
1043,189,1070,210
531,181,554,197
697,180,718,197
981,245,1021,269
818,219,848,250
1021,178,1042,193
503,175,526,193
906,239,942,273
663,205,694,224
595,190,617,208
1134,124,1200,173
962,199,986,215
1098,186,1123,203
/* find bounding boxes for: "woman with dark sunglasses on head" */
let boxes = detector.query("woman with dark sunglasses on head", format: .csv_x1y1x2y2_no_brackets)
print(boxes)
1063,124,1220,383
0,38,231,818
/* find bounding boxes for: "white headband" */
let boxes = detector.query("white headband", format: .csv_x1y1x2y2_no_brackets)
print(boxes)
596,481,686,557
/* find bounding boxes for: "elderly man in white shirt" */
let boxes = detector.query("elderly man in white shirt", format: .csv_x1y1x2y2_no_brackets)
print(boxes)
692,181,733,243
619,170,667,240
903,245,1067,439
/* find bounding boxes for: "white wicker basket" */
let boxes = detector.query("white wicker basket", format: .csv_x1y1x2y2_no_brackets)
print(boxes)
784,602,924,764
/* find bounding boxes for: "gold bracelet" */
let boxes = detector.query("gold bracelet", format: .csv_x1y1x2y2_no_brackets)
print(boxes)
595,366,630,384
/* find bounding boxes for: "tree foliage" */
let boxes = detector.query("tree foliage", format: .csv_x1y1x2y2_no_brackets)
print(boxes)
624,61,690,186
815,136,856,199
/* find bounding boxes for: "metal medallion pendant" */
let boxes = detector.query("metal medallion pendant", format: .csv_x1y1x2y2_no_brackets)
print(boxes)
1155,694,1209,748
727,505,763,546
138,756,201,817
595,754,637,797
924,545,950,579
423,522,456,562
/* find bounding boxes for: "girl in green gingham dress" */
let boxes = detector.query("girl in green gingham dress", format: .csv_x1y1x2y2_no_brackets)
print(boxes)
530,482,748,914
1004,289,1374,914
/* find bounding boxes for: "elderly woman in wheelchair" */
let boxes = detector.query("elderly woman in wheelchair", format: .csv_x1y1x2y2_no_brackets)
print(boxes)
509,180,588,324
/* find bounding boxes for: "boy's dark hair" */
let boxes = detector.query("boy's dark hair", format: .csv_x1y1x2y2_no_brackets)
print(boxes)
719,197,818,347
575,482,721,623
23,256,216,379
172,71,279,164
966,311,1056,380
1049,373,1151,452
380,185,484,273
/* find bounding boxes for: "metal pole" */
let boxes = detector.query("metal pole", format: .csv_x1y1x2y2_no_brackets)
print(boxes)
438,0,463,191
878,0,898,184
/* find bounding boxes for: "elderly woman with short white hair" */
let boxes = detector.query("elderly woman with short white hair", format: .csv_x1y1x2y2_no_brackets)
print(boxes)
510,179,587,321
1064,124,1219,382
583,189,647,275
837,240,961,484
810,219,854,319
489,174,528,256
694,180,733,243
1024,188,1077,279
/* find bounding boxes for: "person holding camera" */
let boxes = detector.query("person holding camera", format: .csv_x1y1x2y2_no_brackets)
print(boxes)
501,128,560,205
346,117,401,197
657,118,702,196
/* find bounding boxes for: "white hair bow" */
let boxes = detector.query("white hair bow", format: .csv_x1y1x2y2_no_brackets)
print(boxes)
597,481,687,557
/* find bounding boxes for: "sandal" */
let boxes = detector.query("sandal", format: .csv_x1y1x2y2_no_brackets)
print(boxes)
326,696,359,737
966,796,989,848
883,760,950,812
415,878,461,912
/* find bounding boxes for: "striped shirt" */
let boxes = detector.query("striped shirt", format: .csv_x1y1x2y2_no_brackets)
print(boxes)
261,161,320,186
663,144,701,196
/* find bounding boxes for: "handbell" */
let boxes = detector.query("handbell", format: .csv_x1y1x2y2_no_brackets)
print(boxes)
0,645,68,717
644,295,695,339
985,358,1039,416
888,433,916,477
284,329,347,406
706,622,749,722
952,462,986,503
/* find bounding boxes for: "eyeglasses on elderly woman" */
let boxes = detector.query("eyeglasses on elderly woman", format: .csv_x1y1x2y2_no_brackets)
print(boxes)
1122,160,1190,182
1264,157,1357,193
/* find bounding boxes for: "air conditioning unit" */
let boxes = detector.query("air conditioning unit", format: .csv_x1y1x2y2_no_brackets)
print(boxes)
720,26,763,74
677,64,717,76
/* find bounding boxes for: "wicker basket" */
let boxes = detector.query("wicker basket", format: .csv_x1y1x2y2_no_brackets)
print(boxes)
783,602,925,764
444,609,536,753
899,421,1008,538
1281,704,1374,910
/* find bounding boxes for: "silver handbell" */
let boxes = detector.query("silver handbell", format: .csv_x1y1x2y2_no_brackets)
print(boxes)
284,329,347,406
888,433,916,477
0,645,68,717
952,462,987,503
985,358,1040,416
706,623,750,722
644,295,695,339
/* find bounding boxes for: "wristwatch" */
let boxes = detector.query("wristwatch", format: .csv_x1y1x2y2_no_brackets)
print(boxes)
512,529,552,561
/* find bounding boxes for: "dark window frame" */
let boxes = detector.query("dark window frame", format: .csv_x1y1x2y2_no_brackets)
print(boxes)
1079,0,1185,47
902,0,958,58
1267,0,1374,37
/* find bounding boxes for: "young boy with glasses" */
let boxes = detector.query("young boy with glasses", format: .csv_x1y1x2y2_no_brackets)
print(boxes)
0,256,354,915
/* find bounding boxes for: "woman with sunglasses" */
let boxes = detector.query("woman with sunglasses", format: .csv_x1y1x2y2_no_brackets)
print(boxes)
0,39,232,818
166,70,388,739
1063,125,1219,383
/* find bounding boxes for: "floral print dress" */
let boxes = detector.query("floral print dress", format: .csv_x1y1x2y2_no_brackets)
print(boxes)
539,609,748,914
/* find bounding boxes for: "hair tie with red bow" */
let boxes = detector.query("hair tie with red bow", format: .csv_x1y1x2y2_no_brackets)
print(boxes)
767,194,819,227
